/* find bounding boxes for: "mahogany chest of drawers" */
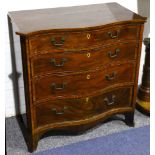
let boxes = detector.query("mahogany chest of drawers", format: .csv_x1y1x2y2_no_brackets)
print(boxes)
8,3,146,152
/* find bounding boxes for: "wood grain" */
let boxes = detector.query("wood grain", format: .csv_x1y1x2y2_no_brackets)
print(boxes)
35,86,132,128
8,3,146,36
31,41,138,76
8,2,146,152
28,25,140,53
33,63,135,102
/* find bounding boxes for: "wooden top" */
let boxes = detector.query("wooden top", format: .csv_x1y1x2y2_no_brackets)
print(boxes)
8,2,146,36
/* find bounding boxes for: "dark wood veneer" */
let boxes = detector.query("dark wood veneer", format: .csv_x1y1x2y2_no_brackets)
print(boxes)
8,2,146,152
29,25,140,53
8,3,146,36
31,42,138,76
33,63,135,102
35,86,132,127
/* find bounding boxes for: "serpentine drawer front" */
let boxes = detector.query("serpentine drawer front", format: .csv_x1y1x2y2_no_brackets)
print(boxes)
29,25,140,54
31,42,138,76
35,87,132,128
33,63,135,102
8,2,146,152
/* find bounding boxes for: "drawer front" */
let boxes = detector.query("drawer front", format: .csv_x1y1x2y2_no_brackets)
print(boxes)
29,25,140,55
31,42,137,76
35,86,133,127
33,63,135,102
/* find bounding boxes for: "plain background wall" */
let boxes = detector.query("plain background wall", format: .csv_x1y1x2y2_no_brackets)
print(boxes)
3,0,149,117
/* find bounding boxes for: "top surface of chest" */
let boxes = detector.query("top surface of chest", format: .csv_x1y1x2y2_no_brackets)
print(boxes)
8,2,146,36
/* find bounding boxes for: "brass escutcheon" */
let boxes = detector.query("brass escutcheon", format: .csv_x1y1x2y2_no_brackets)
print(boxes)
87,33,91,39
87,74,90,79
87,52,91,58
85,97,89,102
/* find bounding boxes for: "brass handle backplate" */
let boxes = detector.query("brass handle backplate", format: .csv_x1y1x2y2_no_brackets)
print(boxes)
51,106,68,115
51,58,67,67
104,95,116,106
105,72,116,81
108,48,120,58
108,30,120,39
51,36,65,47
51,82,67,90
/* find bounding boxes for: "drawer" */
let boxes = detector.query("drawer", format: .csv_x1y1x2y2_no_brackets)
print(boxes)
32,63,135,102
29,25,140,55
31,42,138,76
35,86,133,127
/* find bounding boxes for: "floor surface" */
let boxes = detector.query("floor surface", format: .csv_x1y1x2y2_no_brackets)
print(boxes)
6,110,149,155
